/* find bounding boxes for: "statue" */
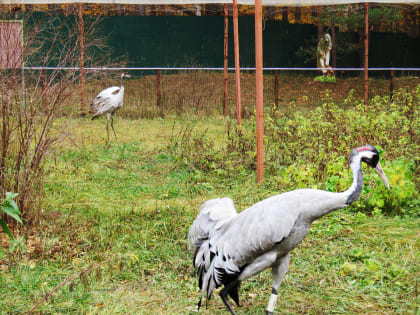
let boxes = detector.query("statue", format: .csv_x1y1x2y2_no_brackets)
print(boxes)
317,33,334,77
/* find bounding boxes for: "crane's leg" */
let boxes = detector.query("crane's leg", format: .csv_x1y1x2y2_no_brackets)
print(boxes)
266,253,290,315
106,114,110,146
110,114,118,142
220,279,240,315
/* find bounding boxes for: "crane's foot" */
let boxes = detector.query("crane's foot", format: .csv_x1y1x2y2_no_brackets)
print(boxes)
220,288,237,315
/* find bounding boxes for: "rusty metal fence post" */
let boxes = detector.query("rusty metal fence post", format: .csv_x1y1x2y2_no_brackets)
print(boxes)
156,69,162,117
274,69,279,107
255,0,264,183
363,2,369,105
223,4,228,116
390,69,394,101
233,0,242,125
78,2,86,116
41,68,46,110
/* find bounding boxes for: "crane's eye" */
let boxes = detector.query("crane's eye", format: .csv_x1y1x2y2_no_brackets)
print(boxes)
362,154,379,168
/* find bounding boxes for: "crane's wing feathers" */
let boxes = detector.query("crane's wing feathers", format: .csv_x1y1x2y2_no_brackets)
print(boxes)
91,86,121,113
212,201,299,284
191,193,303,303
187,197,237,251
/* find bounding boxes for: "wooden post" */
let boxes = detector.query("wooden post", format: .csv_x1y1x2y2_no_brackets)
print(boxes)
156,69,162,117
363,2,369,105
390,69,394,101
233,0,242,125
255,0,264,183
78,3,86,116
41,68,46,110
223,4,228,116
274,69,279,107
331,26,336,69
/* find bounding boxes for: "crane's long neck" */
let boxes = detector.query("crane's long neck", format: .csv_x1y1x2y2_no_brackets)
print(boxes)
344,157,364,205
120,76,125,89
307,156,364,222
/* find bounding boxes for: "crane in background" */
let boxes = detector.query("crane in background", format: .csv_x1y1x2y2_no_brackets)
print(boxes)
91,73,131,145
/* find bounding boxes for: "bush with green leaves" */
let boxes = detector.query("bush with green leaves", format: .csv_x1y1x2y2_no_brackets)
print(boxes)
169,86,419,216
0,192,22,239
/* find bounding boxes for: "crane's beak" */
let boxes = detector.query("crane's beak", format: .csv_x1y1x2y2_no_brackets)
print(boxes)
374,162,390,190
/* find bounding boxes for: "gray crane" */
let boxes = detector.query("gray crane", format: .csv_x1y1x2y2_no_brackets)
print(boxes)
188,145,390,315
91,73,131,145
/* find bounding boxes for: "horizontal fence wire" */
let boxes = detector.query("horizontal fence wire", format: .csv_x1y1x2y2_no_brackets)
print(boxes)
18,66,419,119
23,67,420,71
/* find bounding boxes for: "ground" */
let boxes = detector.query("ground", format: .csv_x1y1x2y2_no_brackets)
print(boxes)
0,117,419,314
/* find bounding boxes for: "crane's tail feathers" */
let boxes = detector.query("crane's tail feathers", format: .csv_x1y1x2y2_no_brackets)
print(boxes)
198,260,218,306
189,198,238,311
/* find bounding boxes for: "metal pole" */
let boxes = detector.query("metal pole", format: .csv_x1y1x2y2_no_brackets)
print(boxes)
223,4,228,116
20,20,25,110
274,69,278,107
390,69,394,101
156,69,162,116
364,2,369,105
331,26,336,69
41,68,46,110
22,66,25,110
78,2,86,116
255,0,264,183
233,0,242,125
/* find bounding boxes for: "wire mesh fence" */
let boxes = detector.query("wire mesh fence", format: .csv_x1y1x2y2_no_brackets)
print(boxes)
21,67,420,119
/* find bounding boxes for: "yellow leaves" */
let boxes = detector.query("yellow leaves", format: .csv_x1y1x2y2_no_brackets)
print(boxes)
127,252,139,267
40,281,48,289
28,260,37,269
340,261,357,275
72,257,83,266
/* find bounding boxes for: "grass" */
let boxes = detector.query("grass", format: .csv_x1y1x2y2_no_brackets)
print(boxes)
0,116,419,314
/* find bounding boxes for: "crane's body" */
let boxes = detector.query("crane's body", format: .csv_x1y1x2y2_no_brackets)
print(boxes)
91,73,131,145
91,86,124,117
188,145,390,315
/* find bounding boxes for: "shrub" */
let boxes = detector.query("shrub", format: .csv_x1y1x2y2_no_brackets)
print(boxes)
169,86,419,216
0,11,106,226
0,192,22,239
355,159,418,217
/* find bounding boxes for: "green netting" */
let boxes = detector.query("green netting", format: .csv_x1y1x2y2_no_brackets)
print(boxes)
100,15,419,69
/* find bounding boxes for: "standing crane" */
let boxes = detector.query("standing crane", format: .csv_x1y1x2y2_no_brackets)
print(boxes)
188,145,390,315
91,73,131,145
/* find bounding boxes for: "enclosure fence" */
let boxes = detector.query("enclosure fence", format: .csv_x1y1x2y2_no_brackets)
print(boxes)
19,66,420,119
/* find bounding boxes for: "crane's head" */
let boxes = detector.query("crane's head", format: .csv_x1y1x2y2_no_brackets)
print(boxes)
121,73,131,79
350,145,390,190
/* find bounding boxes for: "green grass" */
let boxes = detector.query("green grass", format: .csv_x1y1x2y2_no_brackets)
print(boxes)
314,75,337,83
1,117,419,314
